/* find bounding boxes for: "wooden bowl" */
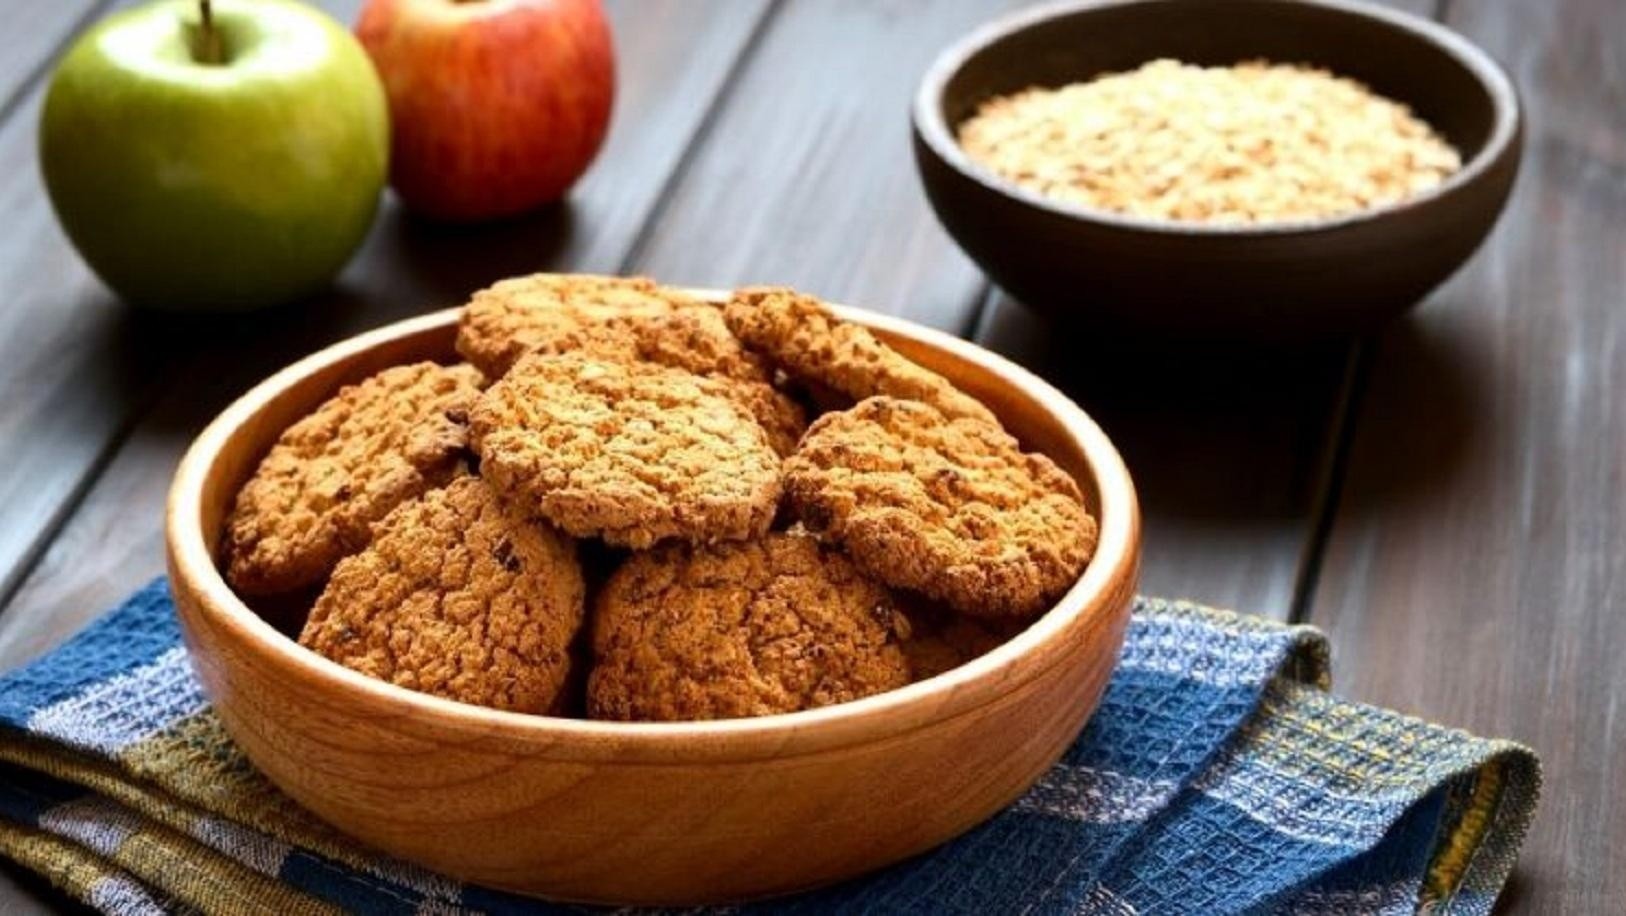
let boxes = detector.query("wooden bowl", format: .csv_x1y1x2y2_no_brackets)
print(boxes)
165,300,1141,905
912,0,1522,338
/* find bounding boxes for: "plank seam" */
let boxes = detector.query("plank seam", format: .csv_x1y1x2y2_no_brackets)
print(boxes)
0,0,118,130
616,0,784,274
1288,338,1374,624
0,388,157,617
1288,0,1455,626
959,282,996,340
0,0,129,615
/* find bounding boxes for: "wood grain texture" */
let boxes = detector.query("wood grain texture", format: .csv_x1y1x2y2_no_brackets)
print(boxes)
0,88,171,611
0,1,108,110
1304,0,1625,911
0,13,345,914
0,8,174,910
0,6,114,900
628,0,1044,330
339,0,774,303
0,0,772,668
162,306,1138,905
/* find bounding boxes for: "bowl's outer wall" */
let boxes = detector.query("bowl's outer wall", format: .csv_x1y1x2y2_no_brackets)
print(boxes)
917,0,1523,336
168,313,1140,904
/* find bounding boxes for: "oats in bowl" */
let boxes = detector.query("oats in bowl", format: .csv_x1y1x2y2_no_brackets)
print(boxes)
957,58,1462,224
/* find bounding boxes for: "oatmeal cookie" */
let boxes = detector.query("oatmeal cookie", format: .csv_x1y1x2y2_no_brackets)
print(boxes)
724,287,998,426
299,476,586,713
587,532,911,721
455,273,686,378
457,274,806,454
635,306,807,456
785,396,1096,617
224,361,484,595
469,352,782,549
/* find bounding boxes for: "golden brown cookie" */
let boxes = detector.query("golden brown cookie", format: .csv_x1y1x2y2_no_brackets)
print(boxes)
727,378,807,457
469,352,782,549
224,361,485,596
633,306,807,456
785,396,1096,618
455,273,684,378
587,532,911,721
299,476,586,713
457,274,806,454
724,287,999,426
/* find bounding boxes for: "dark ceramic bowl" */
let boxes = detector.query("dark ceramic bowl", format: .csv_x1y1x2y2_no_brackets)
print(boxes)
913,0,1521,338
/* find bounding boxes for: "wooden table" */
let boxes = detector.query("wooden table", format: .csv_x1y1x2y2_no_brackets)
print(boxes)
0,0,1619,911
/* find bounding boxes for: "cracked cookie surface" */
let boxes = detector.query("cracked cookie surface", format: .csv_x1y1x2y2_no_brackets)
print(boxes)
470,352,782,549
456,273,690,378
225,361,484,595
587,532,911,721
786,396,1096,618
630,306,807,456
457,274,805,454
299,476,586,713
724,287,998,426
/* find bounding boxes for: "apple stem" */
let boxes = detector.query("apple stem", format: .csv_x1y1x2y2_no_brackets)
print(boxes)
196,0,223,65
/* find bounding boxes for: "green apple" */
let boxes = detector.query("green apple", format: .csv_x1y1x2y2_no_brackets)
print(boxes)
40,0,389,311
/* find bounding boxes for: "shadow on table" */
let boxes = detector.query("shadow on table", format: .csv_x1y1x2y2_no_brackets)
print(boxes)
1493,872,1529,913
975,297,1481,524
980,297,1348,525
76,198,579,497
1317,310,1489,522
118,285,374,438
21,283,364,470
363,195,578,307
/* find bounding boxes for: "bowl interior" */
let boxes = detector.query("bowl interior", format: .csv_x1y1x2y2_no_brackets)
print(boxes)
179,302,1134,746
935,0,1503,183
200,316,1105,578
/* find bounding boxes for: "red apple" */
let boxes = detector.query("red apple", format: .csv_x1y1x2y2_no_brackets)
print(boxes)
356,0,614,221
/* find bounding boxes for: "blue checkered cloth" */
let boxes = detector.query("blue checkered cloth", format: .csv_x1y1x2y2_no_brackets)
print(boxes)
0,579,1538,914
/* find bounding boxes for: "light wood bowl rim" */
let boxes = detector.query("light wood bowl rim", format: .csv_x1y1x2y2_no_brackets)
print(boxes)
166,293,1140,762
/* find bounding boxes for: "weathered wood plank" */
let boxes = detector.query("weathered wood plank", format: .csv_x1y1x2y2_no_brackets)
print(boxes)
0,1,108,110
0,89,173,612
1304,0,1626,911
628,0,1047,331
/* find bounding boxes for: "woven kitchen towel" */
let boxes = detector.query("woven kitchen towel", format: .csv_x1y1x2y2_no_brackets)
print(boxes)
0,579,1538,915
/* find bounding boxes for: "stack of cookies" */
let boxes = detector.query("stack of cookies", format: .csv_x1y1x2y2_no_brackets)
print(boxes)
222,276,1098,722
